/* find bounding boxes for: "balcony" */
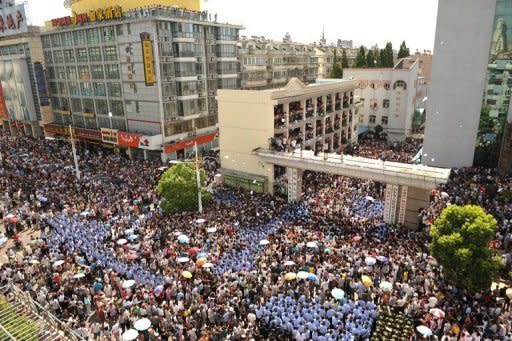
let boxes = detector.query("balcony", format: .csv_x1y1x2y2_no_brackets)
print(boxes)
289,111,304,124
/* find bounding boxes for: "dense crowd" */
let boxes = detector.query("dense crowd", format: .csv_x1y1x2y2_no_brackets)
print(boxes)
0,132,511,340
346,136,423,163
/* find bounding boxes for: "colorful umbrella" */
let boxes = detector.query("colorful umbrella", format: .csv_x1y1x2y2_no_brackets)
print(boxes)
331,288,345,300
196,258,207,266
297,271,310,280
379,281,392,292
416,325,432,337
308,274,318,281
122,329,139,341
177,257,190,263
178,235,190,244
117,239,128,245
52,260,65,268
127,253,138,261
306,241,318,248
122,280,136,289
361,275,373,287
350,235,362,243
202,262,214,268
182,270,193,279
283,260,296,266
429,308,445,319
73,273,86,279
284,272,297,281
207,227,217,233
259,239,270,246
365,256,377,266
188,247,200,256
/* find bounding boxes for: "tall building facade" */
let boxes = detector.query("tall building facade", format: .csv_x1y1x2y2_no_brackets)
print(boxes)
0,4,52,138
423,0,498,168
42,3,241,160
238,37,318,90
344,58,425,141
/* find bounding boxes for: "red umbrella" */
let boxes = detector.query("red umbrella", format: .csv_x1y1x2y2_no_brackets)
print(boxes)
188,247,200,256
127,253,138,261
350,235,362,243
5,214,18,224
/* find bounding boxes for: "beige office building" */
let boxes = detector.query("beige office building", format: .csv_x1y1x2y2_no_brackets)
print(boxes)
218,77,360,193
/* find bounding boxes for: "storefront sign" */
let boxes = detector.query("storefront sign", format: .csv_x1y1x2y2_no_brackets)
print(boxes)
34,62,50,107
398,186,408,225
51,6,122,27
44,123,70,136
118,131,141,148
0,4,27,38
101,128,118,144
74,127,102,142
164,132,217,153
140,32,155,86
0,81,8,119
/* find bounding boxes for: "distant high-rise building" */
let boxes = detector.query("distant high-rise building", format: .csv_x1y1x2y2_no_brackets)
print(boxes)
319,26,327,46
423,0,502,169
337,39,353,49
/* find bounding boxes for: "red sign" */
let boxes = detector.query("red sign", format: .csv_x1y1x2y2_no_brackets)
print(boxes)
164,132,217,154
0,81,8,119
118,131,142,148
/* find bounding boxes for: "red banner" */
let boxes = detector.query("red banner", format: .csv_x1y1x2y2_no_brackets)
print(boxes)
118,131,142,148
0,81,8,119
164,132,217,154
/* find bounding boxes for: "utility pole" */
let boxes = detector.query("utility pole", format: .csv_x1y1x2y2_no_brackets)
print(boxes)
69,125,80,180
194,140,203,214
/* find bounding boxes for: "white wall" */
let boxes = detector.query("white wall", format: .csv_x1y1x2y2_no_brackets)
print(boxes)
423,0,497,167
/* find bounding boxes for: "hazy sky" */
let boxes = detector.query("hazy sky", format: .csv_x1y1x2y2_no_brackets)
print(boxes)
26,0,439,51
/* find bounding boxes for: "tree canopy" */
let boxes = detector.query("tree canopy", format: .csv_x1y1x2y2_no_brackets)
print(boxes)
355,46,367,67
397,41,410,58
366,50,376,68
380,42,394,67
429,205,502,292
341,49,349,68
329,49,343,78
156,162,211,213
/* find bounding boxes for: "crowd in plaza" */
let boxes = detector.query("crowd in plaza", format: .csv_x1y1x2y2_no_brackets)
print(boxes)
0,132,511,340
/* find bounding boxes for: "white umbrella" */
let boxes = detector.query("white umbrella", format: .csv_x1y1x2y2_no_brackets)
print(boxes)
73,273,86,279
177,257,190,263
306,241,318,248
29,259,40,265
117,239,128,245
365,196,375,202
247,312,256,324
283,261,296,266
297,271,310,280
428,296,438,307
52,260,65,268
134,317,151,331
440,191,449,199
80,211,90,216
259,239,270,246
379,281,393,292
196,218,206,224
173,231,183,236
207,227,217,233
506,288,512,299
122,280,136,289
416,325,432,336
365,256,377,266
331,288,345,300
202,262,214,268
178,235,190,244
122,328,139,341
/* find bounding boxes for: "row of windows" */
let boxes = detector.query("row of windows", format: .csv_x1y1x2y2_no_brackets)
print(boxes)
47,64,120,80
42,28,116,49
52,96,124,116
368,115,388,125
48,81,122,98
45,46,118,64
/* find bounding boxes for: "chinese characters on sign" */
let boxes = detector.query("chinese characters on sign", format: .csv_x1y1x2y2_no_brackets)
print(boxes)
140,32,155,86
51,6,122,27
34,63,50,107
0,4,27,38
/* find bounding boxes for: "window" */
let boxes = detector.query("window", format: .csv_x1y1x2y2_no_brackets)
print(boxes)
58,82,67,96
383,99,390,108
71,98,82,112
56,67,66,79
216,44,236,58
95,99,108,115
105,64,119,79
64,49,75,63
83,99,94,113
176,81,198,96
78,66,90,80
42,36,51,48
102,27,115,43
384,82,390,90
76,48,88,62
393,80,407,90
93,82,106,96
103,46,117,61
107,83,121,97
218,78,239,89
91,65,103,79
381,116,388,125
89,47,102,62
67,67,77,80
51,34,62,47
369,115,376,124
80,82,93,96
173,42,195,58
69,82,79,96
87,29,100,44
73,31,86,45
111,100,124,116
53,50,63,63
62,32,73,46
44,51,53,64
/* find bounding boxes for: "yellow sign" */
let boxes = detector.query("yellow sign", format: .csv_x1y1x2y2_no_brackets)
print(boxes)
140,32,155,86
101,128,118,144
69,0,200,13
51,6,122,27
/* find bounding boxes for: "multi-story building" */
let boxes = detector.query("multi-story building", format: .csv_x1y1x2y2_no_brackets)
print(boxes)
238,37,318,90
41,0,241,161
412,50,433,84
315,45,358,78
423,0,512,170
218,77,361,192
0,4,52,137
344,58,425,140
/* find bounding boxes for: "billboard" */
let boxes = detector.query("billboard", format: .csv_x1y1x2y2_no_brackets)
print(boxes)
0,4,28,38
34,62,50,107
140,32,155,86
0,81,8,119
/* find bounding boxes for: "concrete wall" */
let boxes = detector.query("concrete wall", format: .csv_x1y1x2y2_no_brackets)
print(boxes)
423,0,497,168
218,90,274,181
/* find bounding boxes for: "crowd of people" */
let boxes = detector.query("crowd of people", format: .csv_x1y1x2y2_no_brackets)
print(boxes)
0,132,511,340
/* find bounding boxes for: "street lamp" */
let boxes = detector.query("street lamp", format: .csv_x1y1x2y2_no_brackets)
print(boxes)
108,111,113,130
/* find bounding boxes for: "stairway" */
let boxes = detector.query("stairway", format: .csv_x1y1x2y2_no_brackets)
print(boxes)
0,286,76,340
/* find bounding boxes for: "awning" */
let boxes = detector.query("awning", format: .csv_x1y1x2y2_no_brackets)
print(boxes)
413,108,425,127
164,132,217,154
358,126,369,135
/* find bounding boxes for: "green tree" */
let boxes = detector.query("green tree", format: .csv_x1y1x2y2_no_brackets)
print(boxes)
374,124,383,138
329,49,343,78
373,48,381,67
156,162,212,213
366,49,376,68
341,48,349,68
380,42,394,67
430,205,503,292
398,40,410,58
355,46,367,67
